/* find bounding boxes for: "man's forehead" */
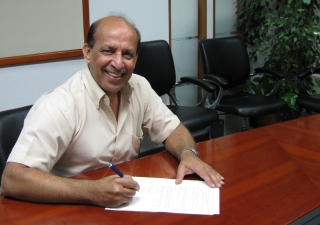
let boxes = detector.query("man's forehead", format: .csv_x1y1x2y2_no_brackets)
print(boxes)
97,19,136,39
99,17,133,31
96,25,137,50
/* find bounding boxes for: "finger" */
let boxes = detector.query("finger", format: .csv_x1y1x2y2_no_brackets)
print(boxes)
175,176,184,185
175,169,185,184
203,169,224,188
214,170,225,183
175,164,193,185
121,187,138,198
119,176,140,191
111,195,134,208
131,177,140,191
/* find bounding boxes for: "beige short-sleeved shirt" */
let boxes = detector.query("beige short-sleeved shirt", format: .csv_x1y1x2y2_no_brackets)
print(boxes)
8,67,180,177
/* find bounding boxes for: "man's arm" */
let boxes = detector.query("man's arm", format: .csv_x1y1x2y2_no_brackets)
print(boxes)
1,162,139,207
164,123,224,188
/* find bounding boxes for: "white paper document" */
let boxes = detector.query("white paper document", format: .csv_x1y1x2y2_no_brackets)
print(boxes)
105,177,220,215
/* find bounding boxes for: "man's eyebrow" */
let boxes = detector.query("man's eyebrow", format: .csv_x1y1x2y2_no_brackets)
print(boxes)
100,44,113,49
124,49,136,54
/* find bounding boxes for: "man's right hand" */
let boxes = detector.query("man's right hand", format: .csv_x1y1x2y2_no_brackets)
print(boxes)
1,162,140,208
92,175,140,207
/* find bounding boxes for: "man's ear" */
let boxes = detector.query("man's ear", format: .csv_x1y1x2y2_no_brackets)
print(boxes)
133,53,138,69
82,44,91,64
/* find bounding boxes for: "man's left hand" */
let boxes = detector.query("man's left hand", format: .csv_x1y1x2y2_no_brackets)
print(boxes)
175,152,224,188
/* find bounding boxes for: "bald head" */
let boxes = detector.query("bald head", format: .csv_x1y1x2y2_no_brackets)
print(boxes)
86,16,141,54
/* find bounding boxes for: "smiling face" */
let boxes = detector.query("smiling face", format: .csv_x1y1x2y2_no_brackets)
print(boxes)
82,17,139,99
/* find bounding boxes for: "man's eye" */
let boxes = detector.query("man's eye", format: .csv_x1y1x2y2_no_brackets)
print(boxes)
101,50,111,54
123,52,134,58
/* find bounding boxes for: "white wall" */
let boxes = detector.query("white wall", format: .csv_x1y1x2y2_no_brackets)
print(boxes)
89,0,168,43
171,0,198,106
214,0,237,38
207,0,214,38
0,0,169,111
0,58,86,111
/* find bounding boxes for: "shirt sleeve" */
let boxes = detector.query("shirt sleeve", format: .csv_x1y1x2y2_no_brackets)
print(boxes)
7,93,74,173
140,78,180,144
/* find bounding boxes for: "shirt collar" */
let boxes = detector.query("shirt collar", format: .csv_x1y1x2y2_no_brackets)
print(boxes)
81,67,133,109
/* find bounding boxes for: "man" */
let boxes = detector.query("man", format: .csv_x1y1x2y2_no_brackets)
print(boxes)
1,16,224,207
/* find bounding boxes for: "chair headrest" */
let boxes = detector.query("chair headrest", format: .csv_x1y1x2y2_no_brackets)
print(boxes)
134,40,176,96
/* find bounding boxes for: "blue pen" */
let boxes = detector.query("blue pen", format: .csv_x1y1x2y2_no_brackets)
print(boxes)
108,163,124,177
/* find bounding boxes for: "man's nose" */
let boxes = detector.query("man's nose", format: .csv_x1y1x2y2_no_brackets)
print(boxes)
111,52,124,70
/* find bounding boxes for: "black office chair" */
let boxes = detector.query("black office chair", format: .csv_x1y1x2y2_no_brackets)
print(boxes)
199,36,288,130
0,105,32,182
133,40,219,133
296,68,320,113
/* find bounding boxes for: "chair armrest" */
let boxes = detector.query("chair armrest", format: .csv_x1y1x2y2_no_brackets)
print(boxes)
201,74,228,109
203,74,229,89
296,68,320,95
169,76,218,107
251,67,287,96
169,75,224,108
254,67,286,79
297,68,320,79
180,76,217,92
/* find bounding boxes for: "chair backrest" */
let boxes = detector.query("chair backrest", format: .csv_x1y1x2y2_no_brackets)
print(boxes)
133,40,176,97
199,36,251,90
0,105,32,178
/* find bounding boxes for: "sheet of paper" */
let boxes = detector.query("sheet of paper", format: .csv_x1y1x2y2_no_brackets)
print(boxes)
105,177,220,215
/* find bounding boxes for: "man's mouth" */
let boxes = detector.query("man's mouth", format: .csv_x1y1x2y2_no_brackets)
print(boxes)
108,71,123,78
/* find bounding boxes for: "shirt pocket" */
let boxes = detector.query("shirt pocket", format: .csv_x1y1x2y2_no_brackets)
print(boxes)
132,129,144,155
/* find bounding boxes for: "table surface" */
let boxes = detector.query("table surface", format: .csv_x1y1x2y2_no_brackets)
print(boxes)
1,115,320,225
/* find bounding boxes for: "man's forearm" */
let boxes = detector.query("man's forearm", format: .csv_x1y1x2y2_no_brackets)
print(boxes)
1,162,97,205
164,123,197,159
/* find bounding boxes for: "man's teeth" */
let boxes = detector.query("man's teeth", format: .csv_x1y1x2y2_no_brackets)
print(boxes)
109,72,122,77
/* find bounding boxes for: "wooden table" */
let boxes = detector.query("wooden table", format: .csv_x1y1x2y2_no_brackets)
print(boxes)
1,115,320,224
